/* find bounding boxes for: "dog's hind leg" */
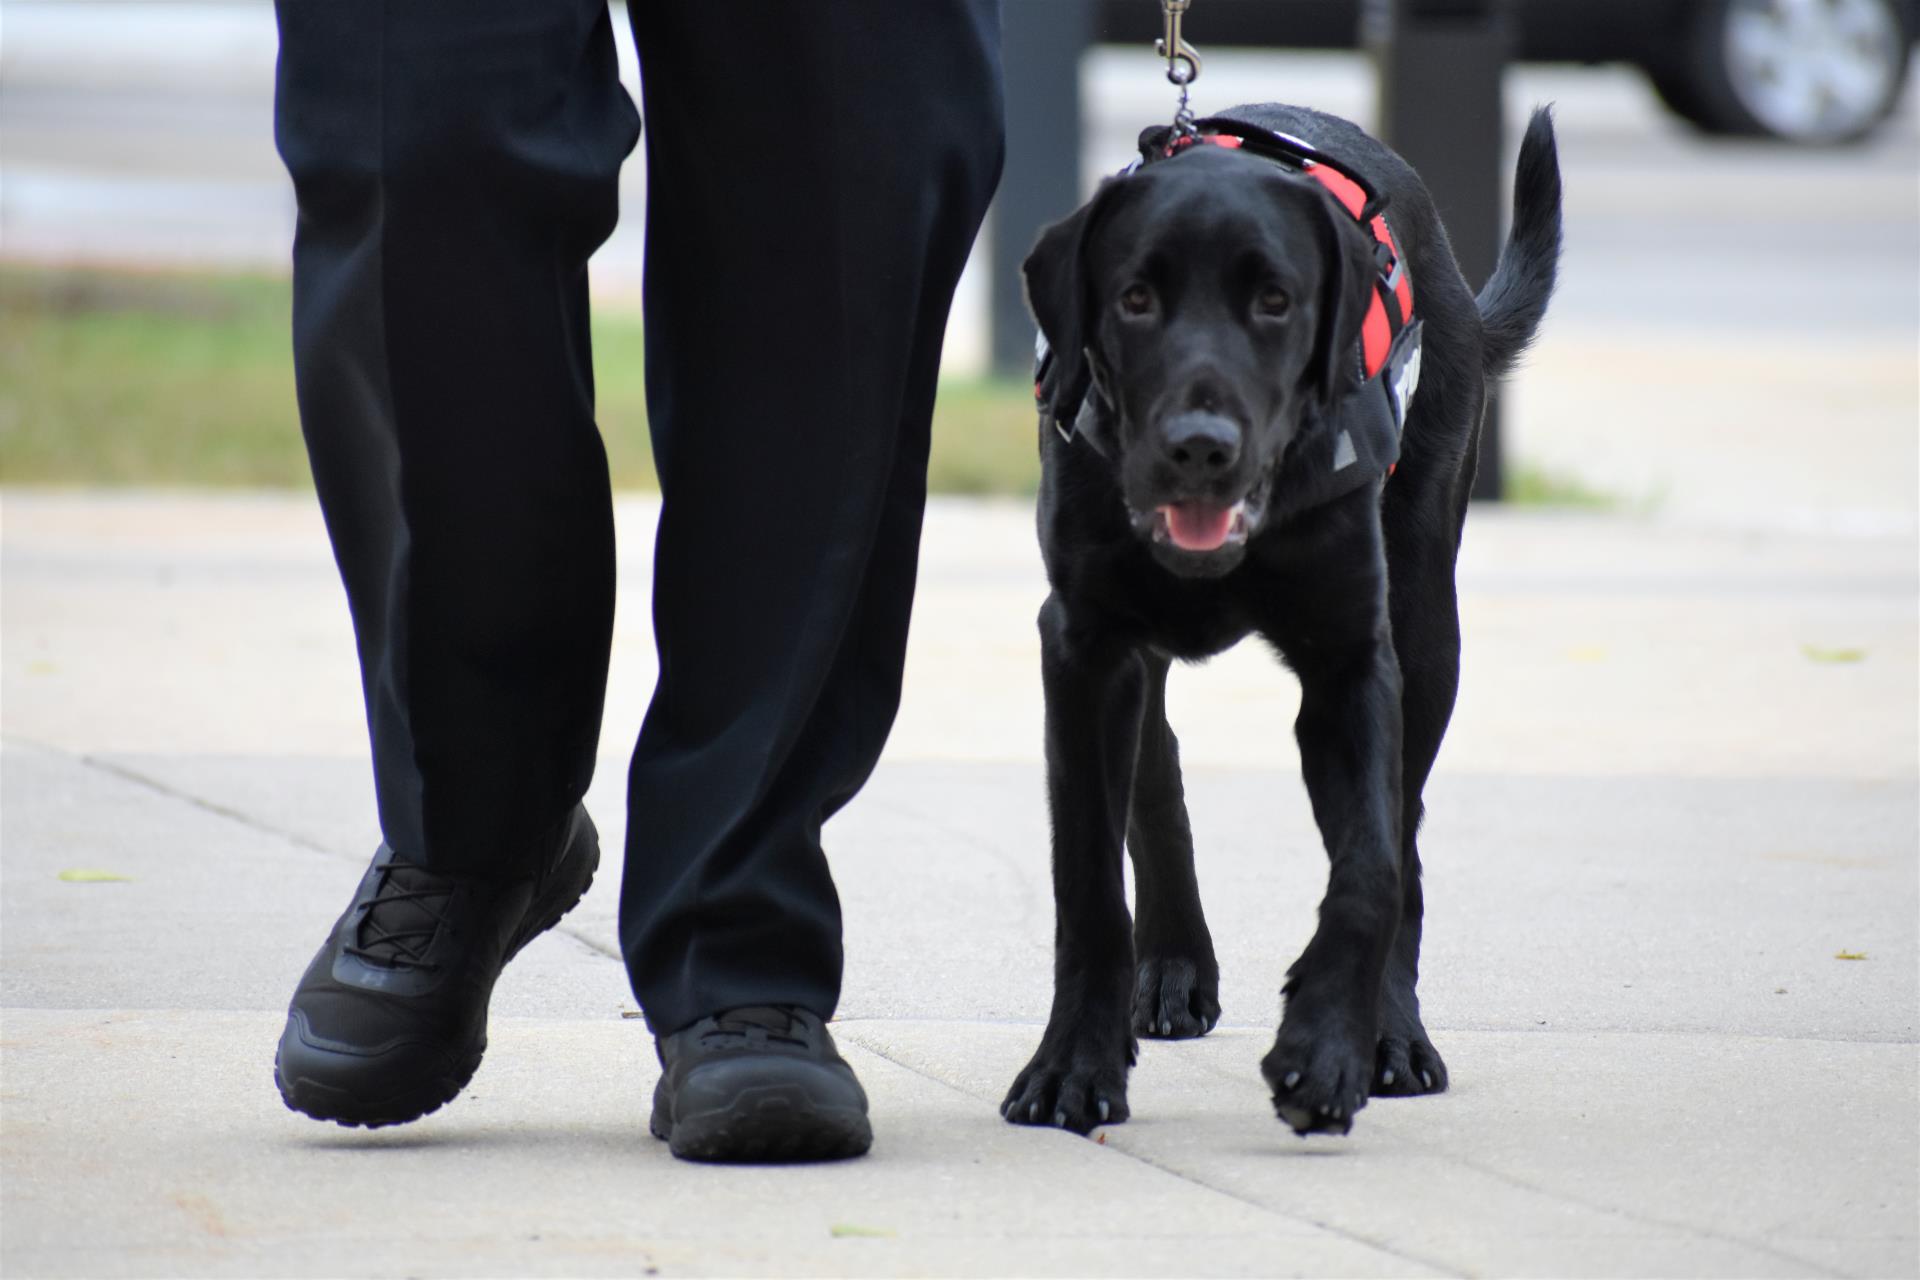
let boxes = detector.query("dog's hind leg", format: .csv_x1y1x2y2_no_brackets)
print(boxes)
1127,650,1221,1039
1002,594,1143,1134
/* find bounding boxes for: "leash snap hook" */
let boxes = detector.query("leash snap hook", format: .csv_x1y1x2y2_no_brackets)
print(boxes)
1157,0,1202,87
1157,0,1202,140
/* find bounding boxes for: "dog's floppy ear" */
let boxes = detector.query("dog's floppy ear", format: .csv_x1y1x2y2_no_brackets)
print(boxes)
1023,178,1130,431
1301,185,1382,409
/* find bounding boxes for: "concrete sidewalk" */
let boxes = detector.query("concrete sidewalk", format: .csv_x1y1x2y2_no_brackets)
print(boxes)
2,490,1914,1277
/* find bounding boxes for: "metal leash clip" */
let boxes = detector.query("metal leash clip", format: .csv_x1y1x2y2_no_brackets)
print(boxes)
1158,0,1202,139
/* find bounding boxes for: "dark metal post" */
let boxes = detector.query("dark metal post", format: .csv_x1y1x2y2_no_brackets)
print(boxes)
991,0,1094,379
1366,0,1510,499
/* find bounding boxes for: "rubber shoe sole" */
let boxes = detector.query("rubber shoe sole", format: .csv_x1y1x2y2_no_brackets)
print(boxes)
273,822,598,1129
274,1044,484,1130
651,1078,873,1163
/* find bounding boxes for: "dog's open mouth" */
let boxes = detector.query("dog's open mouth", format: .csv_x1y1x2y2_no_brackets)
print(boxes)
1150,499,1253,552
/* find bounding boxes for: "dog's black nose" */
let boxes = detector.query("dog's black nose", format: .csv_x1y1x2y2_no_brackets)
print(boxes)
1160,412,1242,482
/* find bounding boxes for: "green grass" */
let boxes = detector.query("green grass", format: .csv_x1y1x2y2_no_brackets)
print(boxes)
2,269,315,486
0,266,1041,493
924,378,1042,496
1505,461,1619,510
2,265,1612,508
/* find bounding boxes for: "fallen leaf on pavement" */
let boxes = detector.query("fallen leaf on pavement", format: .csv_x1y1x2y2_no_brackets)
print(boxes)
1801,645,1866,664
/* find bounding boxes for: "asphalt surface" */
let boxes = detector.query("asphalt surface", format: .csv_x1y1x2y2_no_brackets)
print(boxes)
2,4,1917,1276
5,6,1917,382
5,6,1916,529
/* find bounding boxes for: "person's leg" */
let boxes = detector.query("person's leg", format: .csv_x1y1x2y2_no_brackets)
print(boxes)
619,3,1004,1032
272,0,638,1127
278,0,637,873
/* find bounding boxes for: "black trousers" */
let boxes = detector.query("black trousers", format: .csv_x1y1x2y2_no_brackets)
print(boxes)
275,0,1004,1034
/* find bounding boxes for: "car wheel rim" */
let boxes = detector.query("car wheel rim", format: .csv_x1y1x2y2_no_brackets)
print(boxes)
1724,0,1903,140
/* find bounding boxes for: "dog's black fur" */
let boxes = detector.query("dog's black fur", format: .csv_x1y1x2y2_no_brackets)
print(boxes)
1002,105,1562,1137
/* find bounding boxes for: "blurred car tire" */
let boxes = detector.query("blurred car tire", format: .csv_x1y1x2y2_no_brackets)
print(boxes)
1647,0,1914,142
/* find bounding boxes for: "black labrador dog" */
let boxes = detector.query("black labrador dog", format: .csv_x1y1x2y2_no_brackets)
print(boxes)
1002,104,1561,1138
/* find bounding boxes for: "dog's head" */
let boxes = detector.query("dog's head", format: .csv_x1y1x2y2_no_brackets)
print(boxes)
1026,146,1380,579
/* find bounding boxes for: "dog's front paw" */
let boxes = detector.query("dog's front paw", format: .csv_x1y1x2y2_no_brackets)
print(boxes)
1001,1046,1131,1135
1260,1025,1372,1137
1131,955,1220,1039
1373,1018,1449,1097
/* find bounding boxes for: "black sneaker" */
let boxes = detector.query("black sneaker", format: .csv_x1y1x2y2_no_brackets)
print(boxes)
274,805,599,1128
650,1005,873,1162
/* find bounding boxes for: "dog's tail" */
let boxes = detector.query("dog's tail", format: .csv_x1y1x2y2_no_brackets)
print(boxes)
1476,106,1562,380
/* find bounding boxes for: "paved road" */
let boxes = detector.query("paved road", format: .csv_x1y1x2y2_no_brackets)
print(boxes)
6,8,1918,525
7,9,1918,331
7,4,1919,332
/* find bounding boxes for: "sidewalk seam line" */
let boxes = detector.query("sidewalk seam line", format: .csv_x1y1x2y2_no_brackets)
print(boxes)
840,1029,1464,1278
68,747,630,964
15,739,1906,1277
73,752,343,859
1093,1034,1864,1276
843,1021,1887,1278
833,1016,1920,1048
1430,1150,1848,1279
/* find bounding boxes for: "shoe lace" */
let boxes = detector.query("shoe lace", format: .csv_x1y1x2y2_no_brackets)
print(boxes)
343,863,459,971
700,1005,809,1050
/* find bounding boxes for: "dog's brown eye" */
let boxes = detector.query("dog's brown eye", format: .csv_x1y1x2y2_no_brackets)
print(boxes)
1119,284,1154,316
1257,287,1291,317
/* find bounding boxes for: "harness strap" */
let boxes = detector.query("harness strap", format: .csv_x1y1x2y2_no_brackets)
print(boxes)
1168,130,1413,380
1298,163,1411,379
1036,119,1423,506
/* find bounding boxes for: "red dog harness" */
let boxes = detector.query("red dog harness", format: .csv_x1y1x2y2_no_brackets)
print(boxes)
1035,115,1425,520
1163,127,1414,383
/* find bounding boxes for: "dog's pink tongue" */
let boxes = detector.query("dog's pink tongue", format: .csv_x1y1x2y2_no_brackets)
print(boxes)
1163,502,1233,552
